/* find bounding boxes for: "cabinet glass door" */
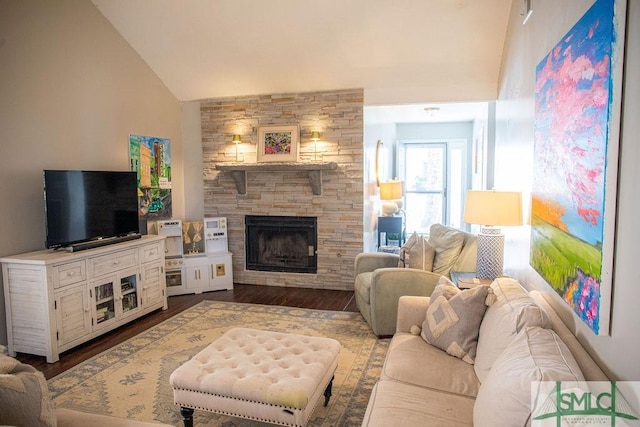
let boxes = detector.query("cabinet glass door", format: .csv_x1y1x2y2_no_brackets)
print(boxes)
120,272,139,315
94,280,115,325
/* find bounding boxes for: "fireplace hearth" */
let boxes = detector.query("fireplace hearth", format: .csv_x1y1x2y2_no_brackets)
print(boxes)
245,215,317,274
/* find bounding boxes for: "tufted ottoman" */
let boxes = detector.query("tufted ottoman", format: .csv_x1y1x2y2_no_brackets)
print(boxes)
169,327,341,427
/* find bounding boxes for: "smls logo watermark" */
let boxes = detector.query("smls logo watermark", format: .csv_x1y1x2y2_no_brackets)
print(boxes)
532,381,640,426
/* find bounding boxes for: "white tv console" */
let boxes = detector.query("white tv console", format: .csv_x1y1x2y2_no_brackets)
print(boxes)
0,235,167,363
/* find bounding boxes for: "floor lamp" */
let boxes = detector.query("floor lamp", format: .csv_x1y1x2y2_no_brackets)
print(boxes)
463,190,523,280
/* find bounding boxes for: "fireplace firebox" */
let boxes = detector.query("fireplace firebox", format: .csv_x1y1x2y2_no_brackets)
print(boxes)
245,215,317,274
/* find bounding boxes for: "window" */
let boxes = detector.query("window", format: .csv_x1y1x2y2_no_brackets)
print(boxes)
398,140,468,234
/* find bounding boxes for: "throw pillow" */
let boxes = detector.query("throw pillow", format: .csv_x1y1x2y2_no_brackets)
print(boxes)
398,232,435,271
397,231,419,267
473,326,585,427
420,276,490,364
0,354,57,427
474,277,551,383
428,224,465,277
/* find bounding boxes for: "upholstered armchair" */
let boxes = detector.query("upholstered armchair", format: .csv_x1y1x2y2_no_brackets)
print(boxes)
354,224,477,336
0,351,172,427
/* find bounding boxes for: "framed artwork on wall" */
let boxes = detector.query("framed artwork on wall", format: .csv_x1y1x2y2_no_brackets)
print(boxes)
529,0,627,336
257,125,299,163
129,134,172,220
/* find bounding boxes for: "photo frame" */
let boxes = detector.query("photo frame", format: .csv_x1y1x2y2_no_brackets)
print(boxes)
257,125,299,163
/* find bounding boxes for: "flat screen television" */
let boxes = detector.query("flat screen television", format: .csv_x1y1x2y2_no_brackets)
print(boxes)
44,170,140,251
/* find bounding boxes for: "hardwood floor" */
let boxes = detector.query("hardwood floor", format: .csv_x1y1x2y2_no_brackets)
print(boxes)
16,284,359,379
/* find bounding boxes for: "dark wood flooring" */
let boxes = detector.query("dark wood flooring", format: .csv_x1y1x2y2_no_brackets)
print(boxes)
16,284,358,379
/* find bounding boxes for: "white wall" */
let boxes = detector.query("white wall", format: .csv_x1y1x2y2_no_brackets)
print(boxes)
395,122,474,142
0,0,182,346
181,101,204,221
496,0,640,380
362,122,396,252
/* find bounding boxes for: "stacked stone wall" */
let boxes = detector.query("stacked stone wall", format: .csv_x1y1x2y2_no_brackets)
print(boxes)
201,89,363,290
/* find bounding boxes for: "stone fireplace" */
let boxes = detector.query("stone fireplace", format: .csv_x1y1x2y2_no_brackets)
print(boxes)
200,88,363,291
245,215,317,274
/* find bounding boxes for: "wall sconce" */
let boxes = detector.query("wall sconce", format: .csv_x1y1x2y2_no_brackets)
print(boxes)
521,0,533,25
232,134,242,162
463,190,523,279
311,131,321,161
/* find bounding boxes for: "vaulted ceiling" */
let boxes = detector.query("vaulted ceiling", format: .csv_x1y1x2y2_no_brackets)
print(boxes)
91,0,512,107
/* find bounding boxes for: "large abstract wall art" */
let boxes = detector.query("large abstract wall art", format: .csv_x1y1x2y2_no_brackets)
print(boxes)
530,0,626,335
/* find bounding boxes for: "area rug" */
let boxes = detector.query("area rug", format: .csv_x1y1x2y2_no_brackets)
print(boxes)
48,301,389,426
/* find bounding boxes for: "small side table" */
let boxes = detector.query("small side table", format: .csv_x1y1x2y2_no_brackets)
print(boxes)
378,215,404,249
449,272,492,289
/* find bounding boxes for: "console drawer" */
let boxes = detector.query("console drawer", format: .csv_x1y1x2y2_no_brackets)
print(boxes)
54,261,87,288
90,249,138,277
140,242,163,264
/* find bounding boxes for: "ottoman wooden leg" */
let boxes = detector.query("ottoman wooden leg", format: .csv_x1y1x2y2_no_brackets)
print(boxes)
180,406,194,427
323,375,334,406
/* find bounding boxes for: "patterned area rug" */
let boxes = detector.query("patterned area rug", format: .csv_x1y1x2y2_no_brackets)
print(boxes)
49,301,389,426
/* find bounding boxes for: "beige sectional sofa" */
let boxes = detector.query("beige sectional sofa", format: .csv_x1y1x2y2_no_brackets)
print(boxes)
362,277,609,426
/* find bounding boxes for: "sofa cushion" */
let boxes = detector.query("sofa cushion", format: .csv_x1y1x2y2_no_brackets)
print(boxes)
0,353,57,427
398,232,435,270
382,333,480,398
362,379,475,427
474,277,550,382
428,224,465,277
420,277,489,364
473,326,585,427
451,232,478,273
530,291,609,382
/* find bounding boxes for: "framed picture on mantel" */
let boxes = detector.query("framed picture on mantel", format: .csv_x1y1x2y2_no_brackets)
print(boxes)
257,125,299,163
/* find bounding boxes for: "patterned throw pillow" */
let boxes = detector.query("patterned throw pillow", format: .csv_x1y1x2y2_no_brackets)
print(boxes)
421,277,490,364
398,232,435,271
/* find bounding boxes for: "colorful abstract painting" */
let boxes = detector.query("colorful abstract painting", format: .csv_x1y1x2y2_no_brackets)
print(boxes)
264,132,292,155
129,134,172,220
257,125,299,162
530,0,626,335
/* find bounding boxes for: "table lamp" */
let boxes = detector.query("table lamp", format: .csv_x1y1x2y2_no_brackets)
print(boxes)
232,134,242,161
463,190,523,279
311,131,322,160
379,180,404,216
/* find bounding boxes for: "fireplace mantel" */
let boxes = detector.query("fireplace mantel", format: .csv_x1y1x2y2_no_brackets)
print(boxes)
215,162,338,195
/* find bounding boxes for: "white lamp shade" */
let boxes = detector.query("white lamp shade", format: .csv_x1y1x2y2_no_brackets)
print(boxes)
379,180,404,200
463,190,523,226
463,190,523,280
